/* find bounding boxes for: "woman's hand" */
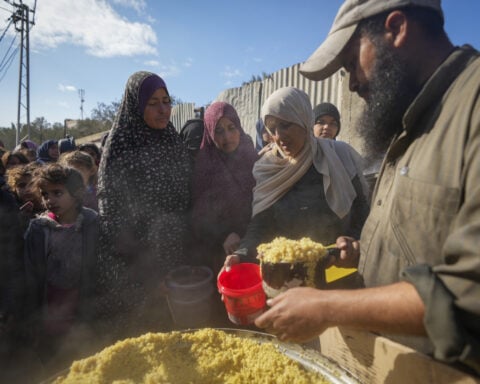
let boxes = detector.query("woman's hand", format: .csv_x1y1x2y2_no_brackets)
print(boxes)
223,254,240,272
223,232,241,255
217,254,242,302
217,254,241,286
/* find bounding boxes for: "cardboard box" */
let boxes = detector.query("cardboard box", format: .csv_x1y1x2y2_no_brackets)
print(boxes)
319,327,480,384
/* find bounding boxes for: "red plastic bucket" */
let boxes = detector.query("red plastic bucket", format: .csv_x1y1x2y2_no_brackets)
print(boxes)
217,263,266,325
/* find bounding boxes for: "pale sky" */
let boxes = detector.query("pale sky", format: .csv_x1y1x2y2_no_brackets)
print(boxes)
0,0,478,127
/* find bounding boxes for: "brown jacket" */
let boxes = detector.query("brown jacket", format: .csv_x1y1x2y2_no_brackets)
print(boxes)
359,45,480,373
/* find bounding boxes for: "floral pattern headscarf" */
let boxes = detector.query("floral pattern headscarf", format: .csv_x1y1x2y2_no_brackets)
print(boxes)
96,71,192,339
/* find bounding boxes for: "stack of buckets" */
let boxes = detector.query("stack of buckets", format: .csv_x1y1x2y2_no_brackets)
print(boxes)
217,263,266,325
165,266,214,329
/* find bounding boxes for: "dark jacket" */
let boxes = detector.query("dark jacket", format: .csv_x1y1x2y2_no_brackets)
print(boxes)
237,164,369,262
23,208,99,335
0,188,24,322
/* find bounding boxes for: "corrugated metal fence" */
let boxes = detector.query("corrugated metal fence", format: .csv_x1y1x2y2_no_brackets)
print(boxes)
77,62,367,157
171,102,196,133
172,63,346,143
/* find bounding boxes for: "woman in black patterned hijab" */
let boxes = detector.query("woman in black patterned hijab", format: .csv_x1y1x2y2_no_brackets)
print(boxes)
95,71,192,342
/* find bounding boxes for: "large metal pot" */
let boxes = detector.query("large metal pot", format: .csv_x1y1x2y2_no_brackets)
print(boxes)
214,328,360,384
42,327,360,384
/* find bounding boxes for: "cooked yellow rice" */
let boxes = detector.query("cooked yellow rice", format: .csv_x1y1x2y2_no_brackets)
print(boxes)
53,328,330,384
257,237,328,264
257,237,328,287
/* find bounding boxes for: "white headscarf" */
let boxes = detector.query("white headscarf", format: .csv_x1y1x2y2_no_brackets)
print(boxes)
252,87,356,218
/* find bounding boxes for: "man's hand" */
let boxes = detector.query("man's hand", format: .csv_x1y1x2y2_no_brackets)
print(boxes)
255,281,426,343
332,236,360,268
255,287,328,343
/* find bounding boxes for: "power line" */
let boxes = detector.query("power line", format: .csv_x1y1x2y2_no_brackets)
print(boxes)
0,47,18,82
0,39,18,80
0,31,17,70
0,8,11,14
0,17,18,84
0,18,13,43
0,4,14,13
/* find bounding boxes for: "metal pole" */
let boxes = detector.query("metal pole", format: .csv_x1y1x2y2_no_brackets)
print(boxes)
16,7,25,146
26,6,31,139
79,89,85,120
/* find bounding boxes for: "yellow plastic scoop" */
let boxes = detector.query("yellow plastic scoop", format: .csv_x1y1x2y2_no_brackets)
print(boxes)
324,244,357,283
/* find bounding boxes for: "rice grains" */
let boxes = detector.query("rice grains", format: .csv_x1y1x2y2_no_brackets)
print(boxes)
53,328,330,384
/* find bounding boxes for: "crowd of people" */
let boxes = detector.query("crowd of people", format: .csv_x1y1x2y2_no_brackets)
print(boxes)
0,0,479,381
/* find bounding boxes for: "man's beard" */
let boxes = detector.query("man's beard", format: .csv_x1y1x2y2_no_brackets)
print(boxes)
357,40,421,161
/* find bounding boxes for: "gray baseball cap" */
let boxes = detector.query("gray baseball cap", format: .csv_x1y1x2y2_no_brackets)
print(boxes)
300,0,443,81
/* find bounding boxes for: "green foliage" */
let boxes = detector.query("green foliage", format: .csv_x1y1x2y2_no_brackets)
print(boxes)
0,117,107,150
0,97,183,150
0,126,17,150
91,100,121,125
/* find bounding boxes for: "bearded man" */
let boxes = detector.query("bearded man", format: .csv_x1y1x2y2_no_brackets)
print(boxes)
255,0,480,374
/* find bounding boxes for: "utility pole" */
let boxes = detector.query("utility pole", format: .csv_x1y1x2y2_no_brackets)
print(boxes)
9,0,36,145
78,88,85,120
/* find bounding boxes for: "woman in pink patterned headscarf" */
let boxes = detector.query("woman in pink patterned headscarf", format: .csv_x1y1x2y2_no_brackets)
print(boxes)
191,101,258,275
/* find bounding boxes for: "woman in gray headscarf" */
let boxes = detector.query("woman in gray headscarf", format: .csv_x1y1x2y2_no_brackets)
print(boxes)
95,71,192,342
225,87,369,268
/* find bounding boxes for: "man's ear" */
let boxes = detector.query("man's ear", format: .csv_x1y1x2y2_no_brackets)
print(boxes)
384,10,408,48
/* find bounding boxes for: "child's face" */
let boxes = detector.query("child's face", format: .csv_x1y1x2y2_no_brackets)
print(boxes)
40,182,78,224
16,175,43,210
48,144,59,160
15,175,33,202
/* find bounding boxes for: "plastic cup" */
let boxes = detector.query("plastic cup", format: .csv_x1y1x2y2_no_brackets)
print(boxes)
217,263,266,325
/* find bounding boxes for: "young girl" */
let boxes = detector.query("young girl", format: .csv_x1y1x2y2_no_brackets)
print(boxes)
23,163,99,377
59,150,98,211
6,162,44,227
